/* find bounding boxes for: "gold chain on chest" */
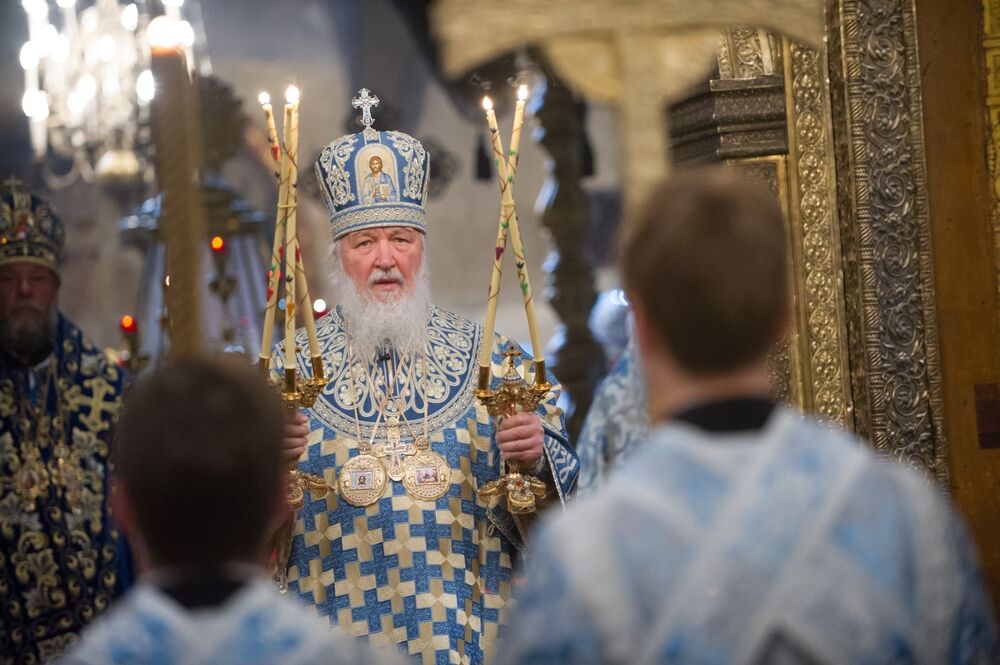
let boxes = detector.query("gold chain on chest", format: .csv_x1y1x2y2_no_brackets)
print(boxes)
337,336,451,505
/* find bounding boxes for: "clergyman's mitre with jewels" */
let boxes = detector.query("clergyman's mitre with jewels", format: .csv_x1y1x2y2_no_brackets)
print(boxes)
314,88,431,241
0,178,65,273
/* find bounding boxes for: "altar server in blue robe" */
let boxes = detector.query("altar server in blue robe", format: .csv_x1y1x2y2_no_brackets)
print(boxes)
61,357,399,665
497,167,997,665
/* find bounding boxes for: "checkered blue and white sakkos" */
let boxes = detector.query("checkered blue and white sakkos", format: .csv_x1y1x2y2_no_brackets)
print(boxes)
273,307,578,665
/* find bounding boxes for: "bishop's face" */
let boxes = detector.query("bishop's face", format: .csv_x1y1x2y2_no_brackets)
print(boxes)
338,226,424,302
0,262,58,322
0,261,59,362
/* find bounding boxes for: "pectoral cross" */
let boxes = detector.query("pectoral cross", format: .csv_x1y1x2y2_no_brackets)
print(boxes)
352,88,380,140
377,415,415,481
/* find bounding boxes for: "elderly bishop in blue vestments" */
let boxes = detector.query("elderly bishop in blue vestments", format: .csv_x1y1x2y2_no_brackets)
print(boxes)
272,90,578,665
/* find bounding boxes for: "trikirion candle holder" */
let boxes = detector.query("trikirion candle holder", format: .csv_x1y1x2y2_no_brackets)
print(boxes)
256,85,333,592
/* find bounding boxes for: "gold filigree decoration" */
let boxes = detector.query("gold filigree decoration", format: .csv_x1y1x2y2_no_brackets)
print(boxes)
718,26,782,79
784,40,853,428
725,158,800,407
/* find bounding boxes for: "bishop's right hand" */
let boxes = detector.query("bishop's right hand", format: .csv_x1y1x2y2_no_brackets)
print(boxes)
283,412,309,466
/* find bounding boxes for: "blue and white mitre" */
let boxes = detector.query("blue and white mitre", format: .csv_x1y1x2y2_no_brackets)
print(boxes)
315,88,430,241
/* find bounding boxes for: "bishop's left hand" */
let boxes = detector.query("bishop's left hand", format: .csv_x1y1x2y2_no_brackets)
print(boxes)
496,411,544,466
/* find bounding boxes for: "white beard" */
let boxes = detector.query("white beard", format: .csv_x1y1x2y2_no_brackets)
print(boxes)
329,244,432,362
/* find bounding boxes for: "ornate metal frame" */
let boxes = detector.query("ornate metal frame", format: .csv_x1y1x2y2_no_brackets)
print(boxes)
673,7,947,484
670,28,855,429
783,39,854,429
826,0,948,484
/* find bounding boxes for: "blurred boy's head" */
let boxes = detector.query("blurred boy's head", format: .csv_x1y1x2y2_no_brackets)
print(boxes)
622,167,789,386
114,356,286,568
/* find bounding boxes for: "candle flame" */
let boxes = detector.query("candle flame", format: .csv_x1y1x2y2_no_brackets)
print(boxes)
482,96,493,111
258,91,270,106
517,85,529,101
285,85,300,104
147,16,183,49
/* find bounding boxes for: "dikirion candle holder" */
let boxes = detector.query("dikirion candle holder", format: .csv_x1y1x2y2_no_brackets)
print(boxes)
475,85,552,515
476,346,550,514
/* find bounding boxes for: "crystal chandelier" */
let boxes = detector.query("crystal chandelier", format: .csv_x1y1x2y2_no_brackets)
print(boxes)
19,0,206,190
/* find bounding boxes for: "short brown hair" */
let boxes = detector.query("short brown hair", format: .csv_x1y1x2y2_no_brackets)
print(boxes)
115,356,286,566
622,167,788,373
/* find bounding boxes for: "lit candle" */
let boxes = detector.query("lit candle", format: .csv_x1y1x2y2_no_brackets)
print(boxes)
19,42,46,159
282,87,298,373
259,91,280,164
120,314,138,336
148,14,205,357
259,95,291,363
508,85,528,180
59,0,77,45
283,86,321,361
479,96,506,370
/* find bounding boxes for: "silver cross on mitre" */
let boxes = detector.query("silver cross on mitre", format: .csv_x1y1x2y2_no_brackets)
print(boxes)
352,88,380,140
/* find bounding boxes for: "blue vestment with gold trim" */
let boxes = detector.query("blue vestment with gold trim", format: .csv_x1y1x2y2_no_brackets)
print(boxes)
0,314,129,664
274,307,577,665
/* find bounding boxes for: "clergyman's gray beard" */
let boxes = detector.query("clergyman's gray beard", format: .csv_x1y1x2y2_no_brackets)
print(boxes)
330,251,432,362
0,305,56,364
